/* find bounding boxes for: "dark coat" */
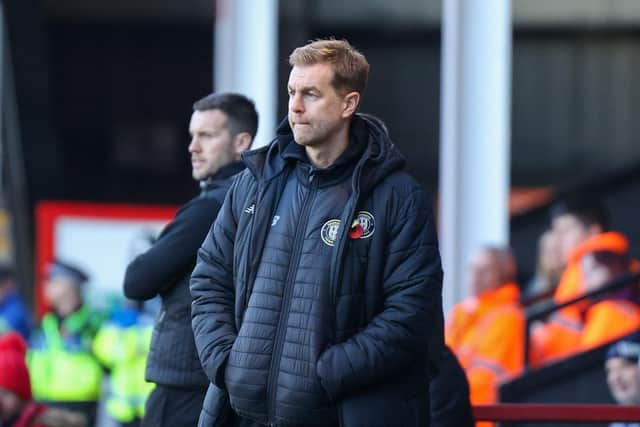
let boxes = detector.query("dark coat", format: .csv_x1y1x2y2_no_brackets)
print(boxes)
430,346,475,427
124,162,244,387
191,115,443,426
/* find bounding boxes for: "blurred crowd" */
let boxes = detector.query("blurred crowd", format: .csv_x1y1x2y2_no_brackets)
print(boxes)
445,194,640,426
0,261,154,427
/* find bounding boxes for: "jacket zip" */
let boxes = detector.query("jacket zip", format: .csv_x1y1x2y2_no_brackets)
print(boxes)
266,169,317,424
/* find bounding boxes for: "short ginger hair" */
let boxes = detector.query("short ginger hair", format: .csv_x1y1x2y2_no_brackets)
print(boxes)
289,38,370,95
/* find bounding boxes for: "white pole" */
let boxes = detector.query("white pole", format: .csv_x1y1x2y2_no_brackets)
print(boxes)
215,0,278,148
439,0,512,314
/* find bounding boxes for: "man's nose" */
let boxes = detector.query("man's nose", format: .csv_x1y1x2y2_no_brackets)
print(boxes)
188,138,198,152
290,93,304,113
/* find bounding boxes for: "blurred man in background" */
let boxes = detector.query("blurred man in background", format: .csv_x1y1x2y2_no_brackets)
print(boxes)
27,261,103,426
530,196,635,365
123,93,258,427
446,246,524,419
522,229,564,302
532,243,640,364
606,332,640,427
550,196,612,304
0,265,30,339
579,250,640,351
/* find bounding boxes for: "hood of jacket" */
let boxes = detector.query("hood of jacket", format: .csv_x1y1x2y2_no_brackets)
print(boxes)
241,113,406,198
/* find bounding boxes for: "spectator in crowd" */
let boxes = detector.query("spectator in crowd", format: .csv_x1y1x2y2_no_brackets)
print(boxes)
537,248,640,363
580,251,640,349
27,260,104,426
0,265,30,339
551,196,612,304
530,204,634,365
191,39,443,426
605,332,640,427
123,93,258,427
0,331,86,427
446,246,524,420
523,229,564,302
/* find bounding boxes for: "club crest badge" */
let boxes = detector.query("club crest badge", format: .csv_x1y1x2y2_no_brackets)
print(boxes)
321,219,341,247
349,211,375,240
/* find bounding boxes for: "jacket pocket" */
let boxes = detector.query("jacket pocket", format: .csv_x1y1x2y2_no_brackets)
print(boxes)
340,381,412,427
339,368,429,427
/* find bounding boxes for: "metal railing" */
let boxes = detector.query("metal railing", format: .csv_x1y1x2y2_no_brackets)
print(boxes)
475,403,640,423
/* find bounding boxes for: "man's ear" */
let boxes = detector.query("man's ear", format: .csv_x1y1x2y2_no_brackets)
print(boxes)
341,91,360,119
233,132,253,159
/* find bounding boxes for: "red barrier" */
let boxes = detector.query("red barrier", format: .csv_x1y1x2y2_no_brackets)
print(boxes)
474,404,640,423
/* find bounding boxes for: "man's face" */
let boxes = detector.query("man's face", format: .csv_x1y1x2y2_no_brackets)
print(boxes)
606,357,640,405
0,387,23,422
581,253,614,294
468,250,501,296
287,63,351,148
44,277,81,316
552,214,596,262
188,109,237,181
539,230,564,277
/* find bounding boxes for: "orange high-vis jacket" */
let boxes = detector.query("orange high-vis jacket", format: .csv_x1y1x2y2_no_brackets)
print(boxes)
446,283,525,411
580,299,640,350
530,299,640,365
530,232,630,366
554,232,629,304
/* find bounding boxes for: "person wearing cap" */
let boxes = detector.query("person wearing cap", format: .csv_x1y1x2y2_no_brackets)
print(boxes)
123,93,257,427
606,332,640,427
0,265,30,339
27,260,104,426
0,331,86,427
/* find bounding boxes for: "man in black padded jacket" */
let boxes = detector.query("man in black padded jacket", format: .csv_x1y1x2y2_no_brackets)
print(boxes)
191,39,444,427
123,92,258,427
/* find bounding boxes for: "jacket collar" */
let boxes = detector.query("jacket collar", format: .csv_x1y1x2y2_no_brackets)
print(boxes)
463,282,520,314
477,282,521,305
281,123,368,188
199,161,245,192
241,114,405,197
